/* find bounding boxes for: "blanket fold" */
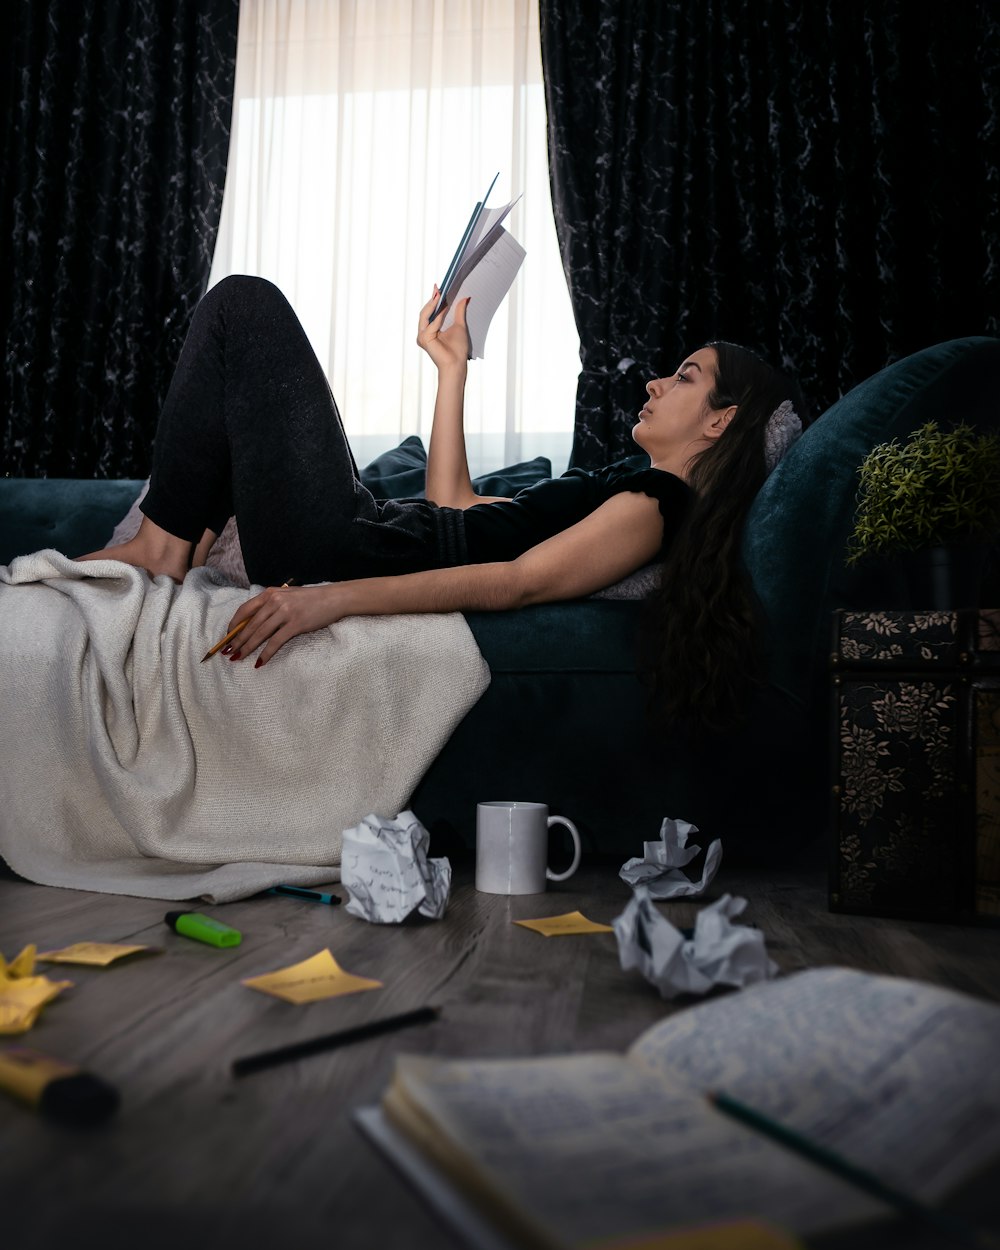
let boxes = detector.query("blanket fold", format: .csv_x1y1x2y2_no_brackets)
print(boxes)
0,552,490,902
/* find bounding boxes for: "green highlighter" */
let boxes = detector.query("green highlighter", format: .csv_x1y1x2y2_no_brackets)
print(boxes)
164,911,242,948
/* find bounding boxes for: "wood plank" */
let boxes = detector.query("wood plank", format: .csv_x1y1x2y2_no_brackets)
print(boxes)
2,853,999,1249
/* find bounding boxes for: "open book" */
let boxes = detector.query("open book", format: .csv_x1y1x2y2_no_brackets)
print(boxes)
357,967,1000,1250
432,173,525,360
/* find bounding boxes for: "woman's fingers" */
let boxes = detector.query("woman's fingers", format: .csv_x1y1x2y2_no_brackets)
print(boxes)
226,589,269,635
228,586,294,660
221,584,343,667
418,288,446,333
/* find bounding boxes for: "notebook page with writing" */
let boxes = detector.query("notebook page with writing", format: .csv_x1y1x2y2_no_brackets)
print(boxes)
384,1051,881,1249
627,966,1000,1202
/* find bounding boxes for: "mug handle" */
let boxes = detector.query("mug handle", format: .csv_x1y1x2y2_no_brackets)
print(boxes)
545,815,582,882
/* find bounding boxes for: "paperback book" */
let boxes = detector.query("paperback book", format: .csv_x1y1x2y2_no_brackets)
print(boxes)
432,173,525,360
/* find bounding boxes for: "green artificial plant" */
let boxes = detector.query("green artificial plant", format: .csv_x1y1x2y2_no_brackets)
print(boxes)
847,421,1000,565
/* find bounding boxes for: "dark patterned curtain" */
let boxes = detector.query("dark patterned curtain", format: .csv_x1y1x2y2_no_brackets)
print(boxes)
540,1,1000,469
1,0,239,477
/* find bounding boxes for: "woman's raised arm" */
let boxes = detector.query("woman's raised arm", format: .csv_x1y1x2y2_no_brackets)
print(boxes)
224,490,664,668
417,291,510,508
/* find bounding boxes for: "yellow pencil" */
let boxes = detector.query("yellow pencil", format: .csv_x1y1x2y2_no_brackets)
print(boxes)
201,581,293,663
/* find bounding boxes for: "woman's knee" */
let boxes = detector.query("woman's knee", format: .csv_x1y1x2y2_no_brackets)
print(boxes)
203,274,290,320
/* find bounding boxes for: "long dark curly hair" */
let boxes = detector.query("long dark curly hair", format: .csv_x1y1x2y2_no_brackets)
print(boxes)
642,341,807,735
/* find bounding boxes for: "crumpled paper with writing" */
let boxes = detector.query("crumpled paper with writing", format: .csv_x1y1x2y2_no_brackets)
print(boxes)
612,887,777,999
340,811,451,924
619,817,722,899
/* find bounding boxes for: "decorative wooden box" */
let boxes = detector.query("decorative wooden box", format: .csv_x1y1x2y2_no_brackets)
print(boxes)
829,609,1000,923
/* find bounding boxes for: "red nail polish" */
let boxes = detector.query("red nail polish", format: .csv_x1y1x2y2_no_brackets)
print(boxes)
221,645,232,655
254,657,264,669
229,650,241,661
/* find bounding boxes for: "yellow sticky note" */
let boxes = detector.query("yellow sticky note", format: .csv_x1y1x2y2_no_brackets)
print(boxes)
514,911,614,937
242,948,383,1004
0,946,73,1035
586,1218,804,1250
37,942,157,966
0,944,38,979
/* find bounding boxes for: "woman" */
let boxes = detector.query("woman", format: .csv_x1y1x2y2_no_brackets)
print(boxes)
81,275,804,729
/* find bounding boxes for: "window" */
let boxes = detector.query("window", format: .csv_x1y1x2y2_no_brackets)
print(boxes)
210,0,579,476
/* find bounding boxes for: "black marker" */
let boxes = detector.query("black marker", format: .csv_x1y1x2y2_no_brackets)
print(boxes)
231,1005,440,1077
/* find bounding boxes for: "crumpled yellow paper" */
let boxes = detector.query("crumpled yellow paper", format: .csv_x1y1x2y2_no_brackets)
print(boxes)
0,945,73,1034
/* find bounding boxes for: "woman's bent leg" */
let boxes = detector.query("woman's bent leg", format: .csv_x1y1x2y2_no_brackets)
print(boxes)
140,275,362,585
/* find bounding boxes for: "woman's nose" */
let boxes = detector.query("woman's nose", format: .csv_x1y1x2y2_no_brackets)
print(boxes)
646,378,659,397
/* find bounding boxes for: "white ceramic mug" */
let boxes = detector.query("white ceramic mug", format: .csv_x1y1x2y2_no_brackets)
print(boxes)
475,801,582,895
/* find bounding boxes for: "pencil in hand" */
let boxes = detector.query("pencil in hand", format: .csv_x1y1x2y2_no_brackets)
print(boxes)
201,581,294,663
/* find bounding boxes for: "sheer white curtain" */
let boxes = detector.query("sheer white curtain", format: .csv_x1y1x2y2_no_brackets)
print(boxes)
209,0,579,477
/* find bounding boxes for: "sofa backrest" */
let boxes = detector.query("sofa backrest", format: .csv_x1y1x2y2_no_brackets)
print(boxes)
0,478,147,565
743,336,1000,707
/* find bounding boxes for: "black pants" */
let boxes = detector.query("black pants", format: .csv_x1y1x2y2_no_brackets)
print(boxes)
141,275,466,586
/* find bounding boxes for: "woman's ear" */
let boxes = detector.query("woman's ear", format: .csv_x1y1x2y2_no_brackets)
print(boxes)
706,405,737,439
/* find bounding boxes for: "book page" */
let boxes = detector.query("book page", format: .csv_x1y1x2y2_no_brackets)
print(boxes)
386,1051,881,1249
442,230,525,359
628,966,1000,1201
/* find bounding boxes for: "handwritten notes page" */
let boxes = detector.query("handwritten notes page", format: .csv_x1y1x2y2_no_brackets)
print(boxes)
385,1052,878,1248
628,965,1000,1203
341,811,450,924
242,949,382,1004
381,967,1000,1245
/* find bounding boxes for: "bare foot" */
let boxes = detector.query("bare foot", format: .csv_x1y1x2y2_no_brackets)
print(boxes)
76,517,195,584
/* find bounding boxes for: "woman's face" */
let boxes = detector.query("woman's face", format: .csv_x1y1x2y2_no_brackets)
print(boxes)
632,346,729,471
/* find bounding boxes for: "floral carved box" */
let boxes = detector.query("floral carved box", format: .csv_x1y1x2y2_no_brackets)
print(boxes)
829,609,1000,923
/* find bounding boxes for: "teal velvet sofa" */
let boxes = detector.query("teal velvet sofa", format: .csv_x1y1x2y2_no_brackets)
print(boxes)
3,336,999,862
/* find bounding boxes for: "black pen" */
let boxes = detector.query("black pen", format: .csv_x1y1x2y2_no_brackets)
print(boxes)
231,1005,440,1077
267,884,341,906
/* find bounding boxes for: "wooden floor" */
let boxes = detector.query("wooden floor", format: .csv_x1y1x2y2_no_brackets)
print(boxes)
2,845,999,1250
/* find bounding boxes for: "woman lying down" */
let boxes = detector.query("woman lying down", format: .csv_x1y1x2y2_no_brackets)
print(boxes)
80,273,804,733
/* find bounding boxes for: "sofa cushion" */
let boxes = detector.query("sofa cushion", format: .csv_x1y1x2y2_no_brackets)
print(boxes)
0,479,147,564
358,434,429,498
743,336,1000,706
360,434,552,500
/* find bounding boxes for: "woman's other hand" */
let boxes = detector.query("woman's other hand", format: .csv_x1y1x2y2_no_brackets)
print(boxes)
416,288,470,372
223,584,346,668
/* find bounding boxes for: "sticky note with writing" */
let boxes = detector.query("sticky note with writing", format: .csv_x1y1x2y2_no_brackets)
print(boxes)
37,942,158,966
242,948,383,1004
514,911,614,937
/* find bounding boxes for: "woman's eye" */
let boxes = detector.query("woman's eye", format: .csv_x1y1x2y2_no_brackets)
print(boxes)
676,372,689,383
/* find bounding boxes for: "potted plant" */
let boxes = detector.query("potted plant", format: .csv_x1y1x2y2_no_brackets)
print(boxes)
847,421,1000,608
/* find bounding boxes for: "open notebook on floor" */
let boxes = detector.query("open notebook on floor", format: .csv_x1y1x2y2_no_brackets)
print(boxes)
355,966,1000,1250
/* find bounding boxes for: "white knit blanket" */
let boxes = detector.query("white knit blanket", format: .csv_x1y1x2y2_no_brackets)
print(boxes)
0,552,490,902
